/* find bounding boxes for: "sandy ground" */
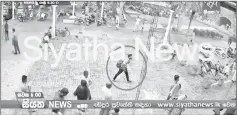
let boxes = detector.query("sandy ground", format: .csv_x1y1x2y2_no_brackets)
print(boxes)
1,11,236,115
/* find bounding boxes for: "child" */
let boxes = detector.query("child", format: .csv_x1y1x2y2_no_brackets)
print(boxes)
111,108,120,115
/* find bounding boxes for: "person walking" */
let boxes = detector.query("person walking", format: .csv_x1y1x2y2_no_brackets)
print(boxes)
52,88,69,115
4,20,9,41
12,28,20,55
99,83,113,115
113,54,132,83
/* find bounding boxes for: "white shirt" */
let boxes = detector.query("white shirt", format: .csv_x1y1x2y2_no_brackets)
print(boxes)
136,18,141,25
81,76,92,86
102,86,113,100
19,82,30,93
224,66,230,73
40,13,45,18
44,35,49,42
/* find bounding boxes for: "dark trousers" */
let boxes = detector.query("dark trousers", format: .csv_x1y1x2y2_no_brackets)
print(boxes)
113,68,130,81
5,31,9,40
14,43,20,54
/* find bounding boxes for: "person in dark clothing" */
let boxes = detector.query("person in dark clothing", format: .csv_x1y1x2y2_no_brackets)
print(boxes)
12,28,20,55
74,80,91,100
228,36,233,47
213,98,236,115
74,80,91,114
113,54,132,83
111,108,120,115
4,21,9,41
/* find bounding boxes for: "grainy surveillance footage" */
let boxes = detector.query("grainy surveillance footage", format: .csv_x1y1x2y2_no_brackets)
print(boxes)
0,1,236,115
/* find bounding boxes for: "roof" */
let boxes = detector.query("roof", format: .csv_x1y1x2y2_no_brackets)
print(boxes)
220,1,236,12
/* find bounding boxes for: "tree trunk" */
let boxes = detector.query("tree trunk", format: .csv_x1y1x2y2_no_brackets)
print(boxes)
112,2,117,17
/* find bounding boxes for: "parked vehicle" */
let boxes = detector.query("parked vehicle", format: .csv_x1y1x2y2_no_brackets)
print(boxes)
17,13,24,22
214,47,226,59
37,12,48,21
74,17,84,25
227,47,235,58
56,27,70,37
97,17,106,26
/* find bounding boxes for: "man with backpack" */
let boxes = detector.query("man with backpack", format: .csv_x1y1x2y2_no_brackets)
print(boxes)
74,80,91,114
74,80,91,100
113,54,132,83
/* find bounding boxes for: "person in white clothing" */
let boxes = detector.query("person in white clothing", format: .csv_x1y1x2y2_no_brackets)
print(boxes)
223,64,230,77
133,16,141,32
99,83,113,115
115,14,120,30
43,33,49,43
81,70,92,87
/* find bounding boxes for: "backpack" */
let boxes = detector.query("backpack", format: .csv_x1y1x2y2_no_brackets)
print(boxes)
76,86,88,100
116,60,124,68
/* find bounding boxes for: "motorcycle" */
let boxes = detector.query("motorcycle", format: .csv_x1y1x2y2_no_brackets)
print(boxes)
17,13,26,22
56,27,70,37
38,13,48,21
97,17,106,26
29,10,34,20
227,47,235,58
85,15,96,26
74,17,84,25
214,47,226,59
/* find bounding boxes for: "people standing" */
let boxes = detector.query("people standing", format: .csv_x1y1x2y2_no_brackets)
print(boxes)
74,80,91,114
228,36,233,47
113,54,132,83
133,16,141,32
4,20,9,41
12,28,20,55
52,88,69,115
115,14,120,30
167,75,181,100
19,75,36,115
169,95,187,115
20,75,31,93
81,70,92,87
223,64,230,78
99,83,113,115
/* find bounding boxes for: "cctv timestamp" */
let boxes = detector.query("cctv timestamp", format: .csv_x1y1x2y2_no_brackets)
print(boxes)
46,1,60,5
16,92,44,98
22,99,46,109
